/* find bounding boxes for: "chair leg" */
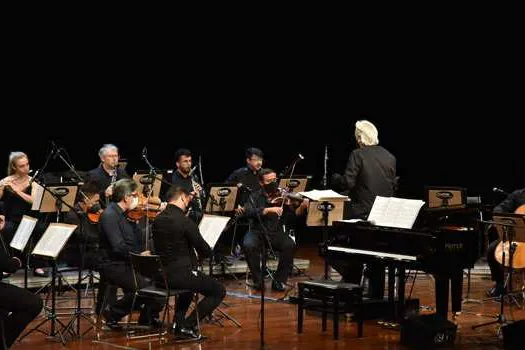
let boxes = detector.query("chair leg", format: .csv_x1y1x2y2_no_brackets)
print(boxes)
322,297,327,332
297,301,304,334
333,294,339,340
194,293,201,337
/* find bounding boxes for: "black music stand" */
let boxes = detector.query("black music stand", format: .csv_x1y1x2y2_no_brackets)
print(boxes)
19,222,77,345
472,213,525,333
278,175,311,194
204,183,239,215
305,193,349,279
8,215,38,289
424,186,467,211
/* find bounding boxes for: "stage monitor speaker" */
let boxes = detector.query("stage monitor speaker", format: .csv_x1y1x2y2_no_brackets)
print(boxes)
400,313,457,348
502,320,525,350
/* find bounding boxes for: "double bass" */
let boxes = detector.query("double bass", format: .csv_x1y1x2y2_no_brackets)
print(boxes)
494,204,525,268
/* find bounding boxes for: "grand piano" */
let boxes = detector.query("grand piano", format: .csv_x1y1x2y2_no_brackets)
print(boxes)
326,215,480,320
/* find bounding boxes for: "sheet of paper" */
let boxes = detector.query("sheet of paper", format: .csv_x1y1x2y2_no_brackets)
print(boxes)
198,214,231,249
298,189,349,201
367,196,425,229
31,182,45,210
10,215,38,251
32,223,77,258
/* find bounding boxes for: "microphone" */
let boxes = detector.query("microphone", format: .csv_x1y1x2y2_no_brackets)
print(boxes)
141,146,147,159
295,153,305,163
237,183,254,192
493,187,508,195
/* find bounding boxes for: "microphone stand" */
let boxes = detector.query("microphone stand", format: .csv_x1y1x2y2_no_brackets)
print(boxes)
141,151,157,251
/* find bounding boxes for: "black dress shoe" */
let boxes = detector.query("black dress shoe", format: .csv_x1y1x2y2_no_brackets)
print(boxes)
486,284,504,298
271,280,286,292
173,325,200,339
138,316,163,329
103,307,122,330
33,268,49,277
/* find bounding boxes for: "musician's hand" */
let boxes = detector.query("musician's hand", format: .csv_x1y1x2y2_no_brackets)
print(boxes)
264,207,283,217
159,202,167,211
140,250,151,256
0,215,5,231
300,199,309,210
235,206,245,216
105,185,113,198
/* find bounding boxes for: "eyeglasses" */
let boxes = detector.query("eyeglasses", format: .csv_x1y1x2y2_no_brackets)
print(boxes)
128,193,139,198
249,157,263,162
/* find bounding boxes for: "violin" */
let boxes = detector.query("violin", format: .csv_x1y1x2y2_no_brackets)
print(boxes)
87,210,103,224
268,188,305,208
494,204,525,268
126,192,163,221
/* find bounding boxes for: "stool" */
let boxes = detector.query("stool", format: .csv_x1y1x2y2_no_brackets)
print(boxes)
297,280,363,340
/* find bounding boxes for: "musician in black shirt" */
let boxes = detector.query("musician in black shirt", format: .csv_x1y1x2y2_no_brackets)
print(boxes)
486,187,525,298
170,148,204,224
328,121,397,298
242,169,298,292
227,147,264,207
87,144,129,208
98,179,162,328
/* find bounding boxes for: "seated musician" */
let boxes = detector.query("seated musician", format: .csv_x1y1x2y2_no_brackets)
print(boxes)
152,185,226,339
327,120,396,298
98,178,163,329
486,187,525,298
1,216,43,348
241,168,308,291
62,181,115,314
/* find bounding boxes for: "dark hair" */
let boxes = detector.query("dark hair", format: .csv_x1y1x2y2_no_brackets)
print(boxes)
245,147,264,159
174,148,192,163
258,168,276,181
165,185,190,202
112,179,138,202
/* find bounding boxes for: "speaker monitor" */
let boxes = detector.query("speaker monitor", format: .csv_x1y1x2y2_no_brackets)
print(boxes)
400,313,457,348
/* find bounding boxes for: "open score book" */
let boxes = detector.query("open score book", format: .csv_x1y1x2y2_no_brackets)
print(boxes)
365,196,425,229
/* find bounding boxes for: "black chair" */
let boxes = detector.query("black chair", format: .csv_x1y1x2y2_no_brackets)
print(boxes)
297,280,364,340
128,252,201,342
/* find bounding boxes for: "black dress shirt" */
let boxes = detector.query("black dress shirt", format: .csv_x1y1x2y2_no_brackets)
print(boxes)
344,145,396,219
87,164,129,207
99,202,142,263
227,167,261,206
1,186,33,223
494,188,525,213
152,204,212,269
171,170,204,223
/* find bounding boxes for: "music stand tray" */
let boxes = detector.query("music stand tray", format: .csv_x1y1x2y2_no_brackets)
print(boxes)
424,186,466,211
204,183,239,214
279,175,311,193
133,170,163,198
31,182,78,213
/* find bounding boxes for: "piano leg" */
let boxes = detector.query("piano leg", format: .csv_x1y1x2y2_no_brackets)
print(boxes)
367,262,386,299
434,274,450,319
397,267,406,322
451,271,463,313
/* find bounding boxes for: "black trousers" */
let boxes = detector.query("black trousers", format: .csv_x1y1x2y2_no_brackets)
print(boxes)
243,230,296,284
98,262,162,321
326,255,385,298
166,266,226,328
0,282,43,349
487,239,504,286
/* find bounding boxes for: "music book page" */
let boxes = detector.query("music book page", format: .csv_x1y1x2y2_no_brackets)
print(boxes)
198,214,231,249
10,215,38,251
367,196,425,229
32,223,77,258
31,182,45,210
299,189,349,201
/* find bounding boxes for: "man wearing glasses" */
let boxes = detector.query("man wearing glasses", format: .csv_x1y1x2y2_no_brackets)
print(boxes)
98,178,162,329
227,147,264,206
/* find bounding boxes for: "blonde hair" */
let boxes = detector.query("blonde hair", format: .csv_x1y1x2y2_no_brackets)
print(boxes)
355,120,379,146
7,151,28,175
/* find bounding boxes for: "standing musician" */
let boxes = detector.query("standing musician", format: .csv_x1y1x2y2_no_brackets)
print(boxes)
0,222,43,349
170,148,204,224
327,120,396,298
98,178,162,329
87,144,129,209
485,187,525,298
241,168,308,291
152,186,226,339
0,151,48,277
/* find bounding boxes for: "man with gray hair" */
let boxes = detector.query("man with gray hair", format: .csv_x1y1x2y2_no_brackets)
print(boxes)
87,144,129,208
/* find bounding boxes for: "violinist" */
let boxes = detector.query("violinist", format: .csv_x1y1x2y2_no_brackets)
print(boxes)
242,168,305,292
170,148,204,223
98,178,163,329
485,187,525,298
87,144,129,209
227,147,264,208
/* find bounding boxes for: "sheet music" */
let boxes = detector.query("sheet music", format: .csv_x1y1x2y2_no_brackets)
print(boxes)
198,214,231,249
299,189,348,201
31,182,45,210
10,215,38,251
367,196,425,229
32,223,77,258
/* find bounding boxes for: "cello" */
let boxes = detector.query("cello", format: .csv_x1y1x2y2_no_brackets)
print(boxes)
494,204,525,268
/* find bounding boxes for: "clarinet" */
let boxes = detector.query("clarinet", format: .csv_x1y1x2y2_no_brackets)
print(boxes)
106,169,117,206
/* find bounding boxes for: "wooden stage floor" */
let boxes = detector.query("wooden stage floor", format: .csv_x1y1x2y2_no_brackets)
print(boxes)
6,244,525,349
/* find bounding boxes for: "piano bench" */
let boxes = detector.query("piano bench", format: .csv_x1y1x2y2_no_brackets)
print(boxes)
297,280,363,340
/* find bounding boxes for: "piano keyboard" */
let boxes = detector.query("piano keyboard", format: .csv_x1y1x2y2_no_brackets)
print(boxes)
327,246,417,262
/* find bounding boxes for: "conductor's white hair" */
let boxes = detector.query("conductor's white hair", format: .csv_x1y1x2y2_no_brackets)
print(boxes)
99,144,118,158
355,120,379,146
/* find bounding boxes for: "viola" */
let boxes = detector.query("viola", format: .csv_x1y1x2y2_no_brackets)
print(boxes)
87,210,102,224
126,192,163,221
268,188,304,208
494,204,525,268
